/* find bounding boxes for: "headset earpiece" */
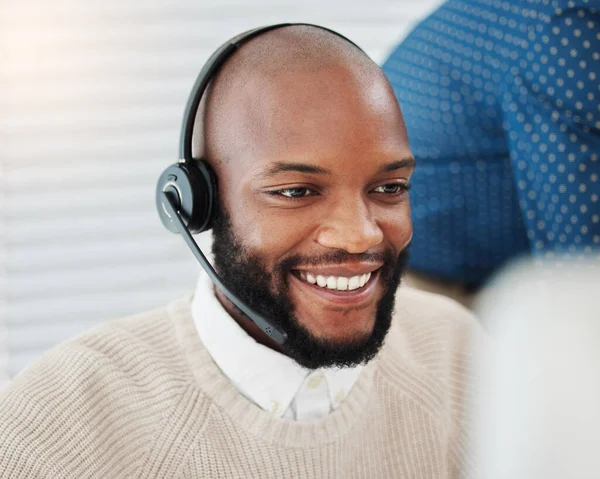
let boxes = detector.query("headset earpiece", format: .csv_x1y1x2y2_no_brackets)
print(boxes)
155,160,217,235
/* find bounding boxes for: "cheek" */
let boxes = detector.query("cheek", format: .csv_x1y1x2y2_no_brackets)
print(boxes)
379,204,413,250
248,220,301,252
224,193,310,265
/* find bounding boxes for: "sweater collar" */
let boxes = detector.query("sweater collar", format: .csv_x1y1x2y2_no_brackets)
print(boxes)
190,274,362,419
170,292,379,446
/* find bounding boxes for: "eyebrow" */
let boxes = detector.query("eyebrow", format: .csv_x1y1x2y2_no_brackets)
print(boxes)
255,157,416,180
256,162,332,179
377,158,416,174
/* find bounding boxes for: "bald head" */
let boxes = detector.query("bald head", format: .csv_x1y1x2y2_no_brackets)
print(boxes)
192,25,403,166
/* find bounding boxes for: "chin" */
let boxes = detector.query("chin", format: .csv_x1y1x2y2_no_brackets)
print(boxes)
296,306,377,342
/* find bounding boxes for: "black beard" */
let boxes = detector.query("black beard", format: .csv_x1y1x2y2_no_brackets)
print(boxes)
211,209,409,369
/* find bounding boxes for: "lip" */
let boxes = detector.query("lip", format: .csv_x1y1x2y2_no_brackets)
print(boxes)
289,268,380,305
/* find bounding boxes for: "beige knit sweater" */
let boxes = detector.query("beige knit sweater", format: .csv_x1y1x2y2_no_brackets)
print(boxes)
0,287,481,478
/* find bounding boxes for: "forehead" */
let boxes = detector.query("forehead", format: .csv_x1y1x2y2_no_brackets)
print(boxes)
220,68,410,177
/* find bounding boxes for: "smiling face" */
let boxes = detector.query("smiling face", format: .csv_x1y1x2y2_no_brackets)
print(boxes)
198,26,414,367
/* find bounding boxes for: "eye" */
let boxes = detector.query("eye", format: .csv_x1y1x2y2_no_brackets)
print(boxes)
371,183,410,195
272,187,316,199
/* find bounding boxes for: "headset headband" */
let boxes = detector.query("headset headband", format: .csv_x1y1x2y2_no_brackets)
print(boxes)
178,23,364,162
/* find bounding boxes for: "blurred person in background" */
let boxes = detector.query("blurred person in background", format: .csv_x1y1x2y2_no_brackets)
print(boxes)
382,0,600,307
0,25,484,478
472,258,600,479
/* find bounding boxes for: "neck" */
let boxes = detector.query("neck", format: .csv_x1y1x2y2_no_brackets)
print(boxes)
213,287,287,355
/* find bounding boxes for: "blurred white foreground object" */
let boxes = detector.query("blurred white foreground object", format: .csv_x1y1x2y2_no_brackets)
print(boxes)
473,259,600,479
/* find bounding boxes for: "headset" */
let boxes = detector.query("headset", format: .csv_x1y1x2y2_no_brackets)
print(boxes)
156,23,365,346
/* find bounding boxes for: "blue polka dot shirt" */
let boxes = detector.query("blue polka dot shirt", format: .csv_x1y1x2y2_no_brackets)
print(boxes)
382,0,600,287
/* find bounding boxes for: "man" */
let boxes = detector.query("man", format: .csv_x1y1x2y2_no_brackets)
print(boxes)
0,25,481,478
382,0,600,306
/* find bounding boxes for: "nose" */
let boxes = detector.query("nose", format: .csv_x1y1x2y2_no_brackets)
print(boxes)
316,196,384,254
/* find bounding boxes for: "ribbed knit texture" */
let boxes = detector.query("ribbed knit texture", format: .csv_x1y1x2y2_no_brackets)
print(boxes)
0,287,480,478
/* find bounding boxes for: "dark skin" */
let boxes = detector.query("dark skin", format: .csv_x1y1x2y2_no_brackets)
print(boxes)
194,26,414,355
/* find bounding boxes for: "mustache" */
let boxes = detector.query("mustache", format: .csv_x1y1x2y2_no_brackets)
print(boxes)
279,249,396,271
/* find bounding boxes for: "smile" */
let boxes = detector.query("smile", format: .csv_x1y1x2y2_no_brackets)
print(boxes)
297,271,372,291
290,266,381,306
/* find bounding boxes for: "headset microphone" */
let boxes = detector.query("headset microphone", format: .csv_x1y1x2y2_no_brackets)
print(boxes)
156,23,364,346
159,190,287,345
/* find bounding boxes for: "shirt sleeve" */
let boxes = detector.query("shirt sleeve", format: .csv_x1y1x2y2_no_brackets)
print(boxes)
502,5,600,257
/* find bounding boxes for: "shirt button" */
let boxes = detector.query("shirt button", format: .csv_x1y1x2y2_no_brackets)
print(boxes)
307,374,324,389
335,389,346,404
271,401,280,414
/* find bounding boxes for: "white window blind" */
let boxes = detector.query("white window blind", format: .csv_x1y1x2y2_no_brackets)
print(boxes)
0,0,443,384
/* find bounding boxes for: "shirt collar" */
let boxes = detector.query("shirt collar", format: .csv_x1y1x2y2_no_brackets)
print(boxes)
190,274,362,417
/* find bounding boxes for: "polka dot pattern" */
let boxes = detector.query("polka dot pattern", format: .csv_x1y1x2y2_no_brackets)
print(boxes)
382,0,600,286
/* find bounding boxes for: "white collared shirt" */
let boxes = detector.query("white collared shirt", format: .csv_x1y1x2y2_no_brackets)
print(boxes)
191,275,363,420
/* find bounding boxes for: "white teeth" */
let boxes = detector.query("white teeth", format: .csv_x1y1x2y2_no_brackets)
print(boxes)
300,271,374,291
348,276,361,290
